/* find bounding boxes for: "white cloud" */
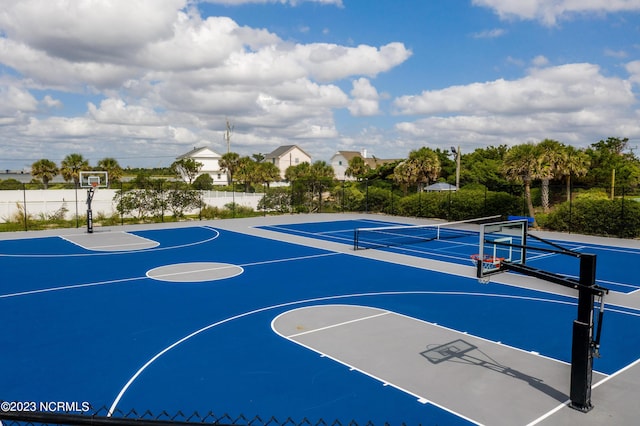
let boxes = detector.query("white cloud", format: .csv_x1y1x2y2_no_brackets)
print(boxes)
604,48,628,58
0,84,39,116
41,95,63,110
472,28,507,38
531,55,549,67
199,0,343,6
394,63,634,115
138,15,282,71
506,56,526,67
0,0,186,63
627,60,640,84
348,78,381,116
88,99,166,126
393,62,640,151
0,1,412,166
297,42,412,82
0,39,141,90
472,0,640,25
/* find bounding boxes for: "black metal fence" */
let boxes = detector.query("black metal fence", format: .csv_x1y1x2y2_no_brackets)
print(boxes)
0,407,394,426
1,177,638,238
0,181,263,231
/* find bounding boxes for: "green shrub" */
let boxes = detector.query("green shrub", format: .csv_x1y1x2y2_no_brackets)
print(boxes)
372,187,394,212
395,189,521,220
258,187,291,213
545,198,640,237
192,174,213,190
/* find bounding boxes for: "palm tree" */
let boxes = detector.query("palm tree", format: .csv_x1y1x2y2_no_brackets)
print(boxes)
31,159,58,189
345,156,370,181
407,147,441,191
60,153,90,186
309,161,335,211
537,139,564,212
257,161,281,189
219,152,240,186
310,160,335,185
97,157,123,184
559,146,590,202
252,153,265,163
392,161,415,195
285,162,312,211
284,161,311,182
502,143,540,226
284,161,334,211
235,156,257,192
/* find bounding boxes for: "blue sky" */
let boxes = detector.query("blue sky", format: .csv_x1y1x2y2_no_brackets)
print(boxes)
0,0,639,170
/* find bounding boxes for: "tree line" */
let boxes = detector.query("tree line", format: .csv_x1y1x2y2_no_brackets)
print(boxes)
28,154,124,189
339,137,639,226
9,136,640,236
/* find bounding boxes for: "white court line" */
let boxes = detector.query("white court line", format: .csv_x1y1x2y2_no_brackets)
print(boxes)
0,252,341,299
109,290,630,420
240,252,340,267
286,311,391,338
146,263,244,280
0,276,144,299
559,273,640,292
526,357,640,426
0,226,220,257
261,225,355,244
89,242,159,250
273,303,587,426
60,231,159,251
553,243,640,255
157,265,238,277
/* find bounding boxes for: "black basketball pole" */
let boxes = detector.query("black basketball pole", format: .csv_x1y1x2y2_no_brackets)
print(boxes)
86,187,95,233
570,253,597,412
495,248,606,413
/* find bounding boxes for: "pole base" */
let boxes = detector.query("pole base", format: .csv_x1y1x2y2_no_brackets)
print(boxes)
569,401,594,413
87,209,93,234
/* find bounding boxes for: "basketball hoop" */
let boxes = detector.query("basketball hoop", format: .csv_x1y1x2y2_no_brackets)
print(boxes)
470,254,504,270
470,254,504,284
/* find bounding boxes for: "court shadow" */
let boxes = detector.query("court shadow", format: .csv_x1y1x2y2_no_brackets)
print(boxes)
420,339,568,403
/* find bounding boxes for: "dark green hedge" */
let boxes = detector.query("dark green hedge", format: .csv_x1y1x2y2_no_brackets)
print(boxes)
544,198,640,238
396,189,522,220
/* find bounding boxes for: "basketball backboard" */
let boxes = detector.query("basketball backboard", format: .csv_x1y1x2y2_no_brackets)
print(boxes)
475,219,527,280
79,171,109,189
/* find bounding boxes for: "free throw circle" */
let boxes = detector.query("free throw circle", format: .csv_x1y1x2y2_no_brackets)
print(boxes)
146,262,244,282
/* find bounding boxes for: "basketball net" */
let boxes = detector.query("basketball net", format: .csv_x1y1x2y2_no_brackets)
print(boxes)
470,254,503,284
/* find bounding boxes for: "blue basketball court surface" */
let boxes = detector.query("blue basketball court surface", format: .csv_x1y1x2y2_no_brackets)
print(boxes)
1,214,639,426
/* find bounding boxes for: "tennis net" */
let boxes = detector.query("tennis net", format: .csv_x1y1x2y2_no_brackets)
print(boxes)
353,215,501,250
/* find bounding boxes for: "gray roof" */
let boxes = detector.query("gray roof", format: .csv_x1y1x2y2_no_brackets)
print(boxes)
425,182,457,191
176,146,222,160
265,145,311,160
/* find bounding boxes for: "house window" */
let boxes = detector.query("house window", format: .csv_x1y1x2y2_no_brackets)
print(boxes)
295,158,299,164
339,160,343,166
217,174,221,179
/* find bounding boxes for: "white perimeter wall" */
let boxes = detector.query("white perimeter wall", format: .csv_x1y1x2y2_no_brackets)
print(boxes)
0,189,264,222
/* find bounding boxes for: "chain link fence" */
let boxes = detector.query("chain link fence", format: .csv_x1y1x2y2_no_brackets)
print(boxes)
0,181,263,231
1,178,638,238
0,406,393,426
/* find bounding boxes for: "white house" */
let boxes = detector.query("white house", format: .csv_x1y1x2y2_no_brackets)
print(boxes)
330,149,397,180
265,145,312,180
176,147,227,185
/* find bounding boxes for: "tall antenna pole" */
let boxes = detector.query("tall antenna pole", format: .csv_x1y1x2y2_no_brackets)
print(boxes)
456,145,461,190
224,119,234,153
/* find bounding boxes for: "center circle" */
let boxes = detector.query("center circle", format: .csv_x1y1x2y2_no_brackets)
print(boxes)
146,262,244,282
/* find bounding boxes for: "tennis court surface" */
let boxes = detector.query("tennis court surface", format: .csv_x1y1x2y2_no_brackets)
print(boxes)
2,213,640,426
